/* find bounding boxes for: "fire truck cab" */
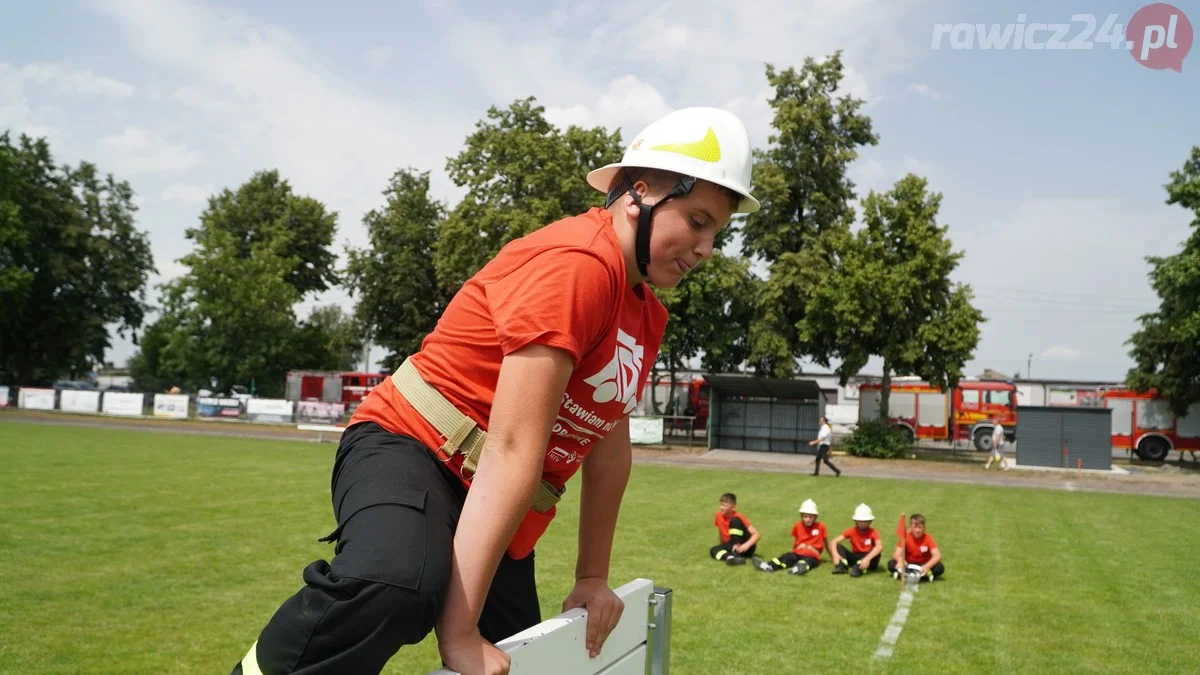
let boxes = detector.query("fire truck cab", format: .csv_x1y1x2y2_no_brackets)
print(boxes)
858,379,1018,451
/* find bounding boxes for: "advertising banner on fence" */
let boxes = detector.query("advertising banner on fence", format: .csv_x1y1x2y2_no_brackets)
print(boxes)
0,385,9,407
629,416,664,444
18,388,55,410
102,392,145,417
246,398,295,423
60,390,101,413
297,400,345,426
196,397,242,418
153,394,190,419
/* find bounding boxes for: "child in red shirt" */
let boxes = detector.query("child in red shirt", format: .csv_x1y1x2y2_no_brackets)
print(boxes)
830,503,883,577
888,513,945,582
752,499,830,575
710,492,761,565
232,107,762,675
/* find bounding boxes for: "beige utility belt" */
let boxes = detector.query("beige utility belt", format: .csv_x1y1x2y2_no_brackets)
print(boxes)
391,357,565,513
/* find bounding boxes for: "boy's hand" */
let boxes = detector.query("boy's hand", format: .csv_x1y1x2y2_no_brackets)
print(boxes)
732,542,748,554
563,576,624,659
437,627,510,675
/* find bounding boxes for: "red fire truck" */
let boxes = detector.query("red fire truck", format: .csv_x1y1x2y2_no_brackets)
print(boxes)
285,370,388,408
1102,388,1200,461
858,379,1018,450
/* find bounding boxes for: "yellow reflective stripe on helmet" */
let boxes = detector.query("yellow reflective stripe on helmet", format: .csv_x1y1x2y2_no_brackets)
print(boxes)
239,641,264,675
728,527,744,537
650,127,721,163
714,549,728,560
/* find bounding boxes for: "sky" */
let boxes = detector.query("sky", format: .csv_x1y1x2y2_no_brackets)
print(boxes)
2,0,1197,383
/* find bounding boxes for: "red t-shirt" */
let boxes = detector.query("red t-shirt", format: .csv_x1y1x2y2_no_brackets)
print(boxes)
841,526,881,554
714,511,753,542
903,532,938,565
790,521,828,557
351,208,668,559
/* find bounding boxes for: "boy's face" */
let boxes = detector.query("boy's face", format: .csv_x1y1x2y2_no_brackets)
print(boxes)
719,499,735,516
635,181,735,289
801,513,817,527
911,520,926,537
855,520,873,531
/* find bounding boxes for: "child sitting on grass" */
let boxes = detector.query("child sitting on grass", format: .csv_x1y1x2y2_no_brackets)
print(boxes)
888,512,944,582
710,492,760,565
830,503,883,577
752,498,829,575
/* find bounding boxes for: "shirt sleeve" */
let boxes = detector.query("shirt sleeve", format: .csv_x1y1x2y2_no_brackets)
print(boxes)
483,248,616,365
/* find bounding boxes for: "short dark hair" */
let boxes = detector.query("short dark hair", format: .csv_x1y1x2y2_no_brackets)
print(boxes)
720,492,737,504
910,514,926,526
612,167,742,212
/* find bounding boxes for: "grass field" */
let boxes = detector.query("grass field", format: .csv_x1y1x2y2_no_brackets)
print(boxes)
2,421,1199,674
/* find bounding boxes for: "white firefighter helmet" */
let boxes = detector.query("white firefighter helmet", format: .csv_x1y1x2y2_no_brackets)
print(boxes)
798,498,819,516
586,107,760,214
853,503,875,521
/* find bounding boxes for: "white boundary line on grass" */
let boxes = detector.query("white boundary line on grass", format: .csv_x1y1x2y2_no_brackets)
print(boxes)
872,579,918,660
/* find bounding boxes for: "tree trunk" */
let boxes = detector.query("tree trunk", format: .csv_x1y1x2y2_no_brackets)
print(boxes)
880,360,892,421
649,366,662,414
666,364,678,416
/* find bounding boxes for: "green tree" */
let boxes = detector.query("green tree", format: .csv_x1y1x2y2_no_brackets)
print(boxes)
0,132,155,385
435,97,624,292
344,168,447,370
1126,146,1200,416
742,53,879,376
800,174,984,419
654,251,757,411
155,227,301,397
292,304,366,372
195,169,339,296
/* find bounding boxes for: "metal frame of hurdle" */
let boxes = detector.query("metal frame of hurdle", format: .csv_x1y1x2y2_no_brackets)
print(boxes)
430,579,673,675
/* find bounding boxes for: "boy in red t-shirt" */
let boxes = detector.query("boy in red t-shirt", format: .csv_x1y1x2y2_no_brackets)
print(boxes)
710,492,761,565
752,499,830,575
830,503,883,577
888,513,945,582
232,108,763,675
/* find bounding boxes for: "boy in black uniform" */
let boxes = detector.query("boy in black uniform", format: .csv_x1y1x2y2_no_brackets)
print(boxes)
711,493,760,565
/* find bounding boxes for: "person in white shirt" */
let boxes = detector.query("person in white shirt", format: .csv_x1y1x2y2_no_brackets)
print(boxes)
808,416,841,477
984,419,1009,470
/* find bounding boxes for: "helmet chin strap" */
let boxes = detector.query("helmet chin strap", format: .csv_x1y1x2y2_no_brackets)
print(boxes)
605,174,697,279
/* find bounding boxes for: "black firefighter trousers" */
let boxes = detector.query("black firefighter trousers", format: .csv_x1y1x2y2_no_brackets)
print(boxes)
233,422,541,674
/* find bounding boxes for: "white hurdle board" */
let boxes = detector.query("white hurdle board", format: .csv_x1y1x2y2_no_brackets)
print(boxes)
430,578,673,675
296,424,345,443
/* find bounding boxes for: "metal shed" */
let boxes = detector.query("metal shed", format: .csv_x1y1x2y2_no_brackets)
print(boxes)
706,374,825,453
1015,406,1113,470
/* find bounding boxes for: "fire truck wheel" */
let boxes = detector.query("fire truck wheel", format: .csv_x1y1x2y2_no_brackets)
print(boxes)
973,429,994,452
1137,437,1171,462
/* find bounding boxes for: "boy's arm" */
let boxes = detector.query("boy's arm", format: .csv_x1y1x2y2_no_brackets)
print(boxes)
736,523,761,552
892,544,905,566
923,547,942,574
566,415,632,659
436,345,574,670
865,538,884,566
829,534,845,565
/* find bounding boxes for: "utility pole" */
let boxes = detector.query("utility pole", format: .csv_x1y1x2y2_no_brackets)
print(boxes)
1027,353,1033,379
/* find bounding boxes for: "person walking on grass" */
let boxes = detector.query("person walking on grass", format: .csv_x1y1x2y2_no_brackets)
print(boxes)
230,107,761,675
809,416,841,476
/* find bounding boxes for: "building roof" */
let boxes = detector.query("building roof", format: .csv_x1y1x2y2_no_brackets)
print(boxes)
702,374,823,400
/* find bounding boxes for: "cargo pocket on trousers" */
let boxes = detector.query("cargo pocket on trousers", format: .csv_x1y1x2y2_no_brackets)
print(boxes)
319,483,429,591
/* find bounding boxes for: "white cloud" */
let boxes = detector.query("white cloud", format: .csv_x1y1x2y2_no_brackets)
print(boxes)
161,183,214,205
544,75,673,137
91,0,477,244
365,46,392,70
906,82,942,99
1043,346,1083,360
96,126,200,174
17,62,135,99
952,196,1188,379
